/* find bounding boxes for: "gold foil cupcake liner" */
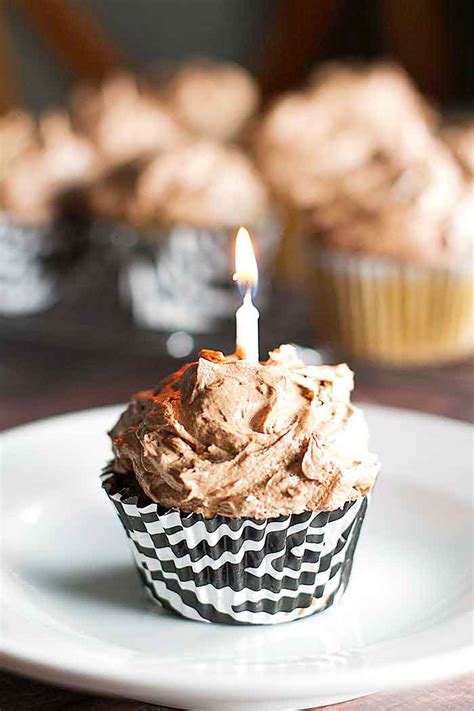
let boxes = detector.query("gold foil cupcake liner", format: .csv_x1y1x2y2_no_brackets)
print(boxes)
308,248,474,366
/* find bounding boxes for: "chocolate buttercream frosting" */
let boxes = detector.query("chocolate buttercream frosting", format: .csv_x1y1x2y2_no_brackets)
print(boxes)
256,61,435,209
304,142,473,267
109,345,379,518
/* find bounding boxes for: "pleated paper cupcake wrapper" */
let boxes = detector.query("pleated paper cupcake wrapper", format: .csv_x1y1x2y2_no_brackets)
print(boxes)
0,215,87,316
308,247,474,366
110,215,281,333
102,467,368,625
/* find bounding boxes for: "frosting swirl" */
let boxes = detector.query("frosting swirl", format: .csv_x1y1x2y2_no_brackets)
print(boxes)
109,345,379,518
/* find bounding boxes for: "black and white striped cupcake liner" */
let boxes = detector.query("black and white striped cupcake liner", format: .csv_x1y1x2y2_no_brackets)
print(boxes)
102,466,368,625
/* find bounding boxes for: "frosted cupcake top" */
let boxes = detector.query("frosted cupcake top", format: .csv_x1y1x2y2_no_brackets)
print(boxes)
109,345,380,518
308,61,435,154
256,62,434,208
72,73,189,167
305,141,474,266
130,140,269,229
161,60,259,142
0,111,99,224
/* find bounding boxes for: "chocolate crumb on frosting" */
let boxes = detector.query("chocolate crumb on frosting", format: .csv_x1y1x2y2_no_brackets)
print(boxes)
109,345,380,518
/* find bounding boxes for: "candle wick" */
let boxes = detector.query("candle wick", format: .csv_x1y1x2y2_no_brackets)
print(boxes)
238,281,255,300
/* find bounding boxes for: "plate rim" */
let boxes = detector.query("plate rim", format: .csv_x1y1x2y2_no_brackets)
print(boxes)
1,633,473,707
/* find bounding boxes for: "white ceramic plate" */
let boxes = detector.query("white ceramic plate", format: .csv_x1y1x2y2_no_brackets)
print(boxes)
1,405,473,710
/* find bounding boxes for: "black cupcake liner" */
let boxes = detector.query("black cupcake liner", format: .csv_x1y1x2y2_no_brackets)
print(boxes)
102,466,368,625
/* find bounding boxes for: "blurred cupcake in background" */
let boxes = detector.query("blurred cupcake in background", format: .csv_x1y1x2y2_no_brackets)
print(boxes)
132,140,267,228
0,110,100,316
158,60,260,142
72,72,190,169
256,62,436,285
304,142,474,365
255,59,474,366
74,72,192,261
114,140,280,332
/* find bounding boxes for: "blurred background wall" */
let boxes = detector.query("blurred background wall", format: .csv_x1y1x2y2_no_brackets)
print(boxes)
2,0,473,114
2,0,273,110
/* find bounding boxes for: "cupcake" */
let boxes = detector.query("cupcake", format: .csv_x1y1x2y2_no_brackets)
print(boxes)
305,142,474,365
256,62,435,285
0,110,99,315
158,60,260,142
102,344,380,624
114,140,280,332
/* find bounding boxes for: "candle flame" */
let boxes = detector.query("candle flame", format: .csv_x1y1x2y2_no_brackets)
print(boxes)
233,227,258,291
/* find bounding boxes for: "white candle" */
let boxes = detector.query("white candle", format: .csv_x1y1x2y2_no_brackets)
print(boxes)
236,288,259,362
233,227,260,362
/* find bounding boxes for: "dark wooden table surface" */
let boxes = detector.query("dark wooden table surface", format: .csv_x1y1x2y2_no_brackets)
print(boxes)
1,284,473,710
